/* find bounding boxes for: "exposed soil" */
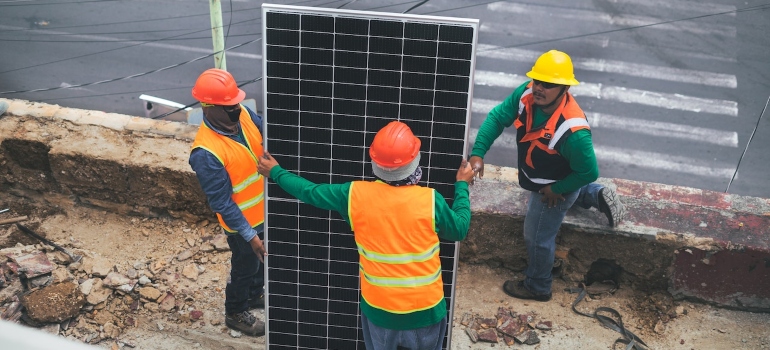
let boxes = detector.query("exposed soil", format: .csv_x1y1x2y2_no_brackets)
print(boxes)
1,202,769,349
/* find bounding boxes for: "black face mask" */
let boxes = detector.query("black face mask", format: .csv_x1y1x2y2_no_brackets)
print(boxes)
203,105,240,134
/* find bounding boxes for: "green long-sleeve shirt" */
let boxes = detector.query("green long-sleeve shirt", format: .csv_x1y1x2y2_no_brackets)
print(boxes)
268,165,471,330
470,81,599,194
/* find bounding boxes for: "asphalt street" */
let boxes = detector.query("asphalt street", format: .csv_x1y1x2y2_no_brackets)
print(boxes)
1,0,769,197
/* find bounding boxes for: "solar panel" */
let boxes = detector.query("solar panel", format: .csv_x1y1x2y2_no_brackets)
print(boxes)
261,4,478,349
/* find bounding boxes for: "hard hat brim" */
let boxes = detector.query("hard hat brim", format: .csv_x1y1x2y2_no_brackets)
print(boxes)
526,71,579,86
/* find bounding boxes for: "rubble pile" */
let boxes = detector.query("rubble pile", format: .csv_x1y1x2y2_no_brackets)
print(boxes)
0,219,233,348
459,306,553,346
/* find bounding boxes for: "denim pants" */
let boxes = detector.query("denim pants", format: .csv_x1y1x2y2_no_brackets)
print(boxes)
225,231,264,314
361,313,447,350
523,183,603,295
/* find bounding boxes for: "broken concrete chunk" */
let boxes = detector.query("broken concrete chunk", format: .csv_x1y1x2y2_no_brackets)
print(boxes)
87,256,113,277
102,272,130,288
465,328,478,343
212,234,229,251
477,317,497,329
21,281,85,323
86,279,112,305
11,251,54,278
177,249,194,261
496,306,512,319
159,293,176,311
139,286,162,301
460,312,472,326
477,328,499,343
498,316,529,338
182,264,199,281
536,320,553,330
514,330,540,345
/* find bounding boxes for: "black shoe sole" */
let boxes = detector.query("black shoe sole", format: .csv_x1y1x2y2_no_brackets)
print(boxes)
502,281,552,302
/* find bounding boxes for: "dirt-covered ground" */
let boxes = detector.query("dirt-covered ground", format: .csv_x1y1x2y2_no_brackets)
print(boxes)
1,203,769,350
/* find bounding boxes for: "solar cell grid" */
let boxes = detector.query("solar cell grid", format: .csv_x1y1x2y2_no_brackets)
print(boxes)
263,4,477,349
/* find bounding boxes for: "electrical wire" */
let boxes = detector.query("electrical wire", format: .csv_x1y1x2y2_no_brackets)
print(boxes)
402,0,429,14
337,0,357,9
0,0,122,6
725,95,770,193
4,0,767,101
0,16,262,75
0,38,261,95
150,77,263,120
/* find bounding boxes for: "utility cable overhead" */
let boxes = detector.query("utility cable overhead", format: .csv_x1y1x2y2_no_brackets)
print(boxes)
0,0,122,6
725,95,769,193
402,0,429,14
150,77,263,120
0,16,263,75
0,38,262,95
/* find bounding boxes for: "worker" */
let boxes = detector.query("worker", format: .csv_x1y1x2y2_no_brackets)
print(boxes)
188,68,266,336
257,121,475,350
468,50,625,302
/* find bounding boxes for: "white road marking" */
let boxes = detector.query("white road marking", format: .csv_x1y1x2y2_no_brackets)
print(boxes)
470,97,738,147
487,2,736,37
0,25,262,59
468,126,736,178
473,71,738,116
476,44,738,88
479,22,611,47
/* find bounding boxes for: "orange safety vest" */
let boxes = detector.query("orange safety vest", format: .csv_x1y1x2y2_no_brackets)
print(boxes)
513,81,590,192
191,106,265,232
348,181,444,314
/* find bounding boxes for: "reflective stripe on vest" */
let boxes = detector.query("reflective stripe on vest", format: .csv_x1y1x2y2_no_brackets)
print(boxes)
349,181,444,314
190,105,265,232
514,81,590,186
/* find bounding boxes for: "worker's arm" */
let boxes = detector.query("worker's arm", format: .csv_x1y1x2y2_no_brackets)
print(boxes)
189,148,260,242
267,165,351,221
434,160,474,241
550,129,600,194
470,81,529,159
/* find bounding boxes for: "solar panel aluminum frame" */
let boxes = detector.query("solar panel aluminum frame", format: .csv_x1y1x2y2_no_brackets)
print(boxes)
262,4,479,349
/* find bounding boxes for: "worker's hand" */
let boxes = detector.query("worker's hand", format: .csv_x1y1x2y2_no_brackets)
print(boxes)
538,185,564,208
468,156,484,179
456,159,475,184
249,236,266,263
258,151,279,178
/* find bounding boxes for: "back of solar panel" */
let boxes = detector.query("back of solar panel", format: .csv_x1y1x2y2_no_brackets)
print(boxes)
261,4,478,349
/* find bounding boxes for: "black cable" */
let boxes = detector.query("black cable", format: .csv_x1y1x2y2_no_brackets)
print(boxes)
0,38,262,95
0,7,260,34
0,32,262,43
337,0,357,9
151,77,263,120
0,16,262,75
402,0,429,14
0,0,122,6
725,95,770,193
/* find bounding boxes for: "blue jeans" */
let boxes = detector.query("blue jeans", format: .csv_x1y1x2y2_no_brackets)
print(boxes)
361,313,447,350
225,231,264,314
523,183,603,295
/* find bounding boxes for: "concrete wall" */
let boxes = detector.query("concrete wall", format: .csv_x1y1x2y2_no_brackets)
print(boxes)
1,99,768,312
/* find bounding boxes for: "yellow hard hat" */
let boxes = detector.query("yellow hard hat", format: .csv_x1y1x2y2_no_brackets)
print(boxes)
525,50,580,86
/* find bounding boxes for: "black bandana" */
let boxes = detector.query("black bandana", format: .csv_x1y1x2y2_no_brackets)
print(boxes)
203,106,239,135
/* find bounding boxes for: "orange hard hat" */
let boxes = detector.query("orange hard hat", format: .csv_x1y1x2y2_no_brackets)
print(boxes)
191,68,246,105
369,121,421,168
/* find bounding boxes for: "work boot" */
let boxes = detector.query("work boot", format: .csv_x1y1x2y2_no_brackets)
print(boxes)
248,292,264,309
598,187,625,227
0,100,8,116
502,280,552,302
225,311,265,336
